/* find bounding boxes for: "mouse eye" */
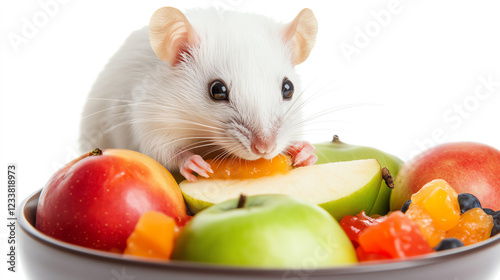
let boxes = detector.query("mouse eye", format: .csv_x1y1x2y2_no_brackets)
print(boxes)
282,78,294,100
209,80,229,101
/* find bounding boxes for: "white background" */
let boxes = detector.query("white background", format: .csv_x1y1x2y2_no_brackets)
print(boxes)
1,0,500,279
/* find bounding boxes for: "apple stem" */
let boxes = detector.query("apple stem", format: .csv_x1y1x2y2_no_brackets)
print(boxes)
237,194,247,209
332,135,342,143
381,167,395,189
90,148,103,156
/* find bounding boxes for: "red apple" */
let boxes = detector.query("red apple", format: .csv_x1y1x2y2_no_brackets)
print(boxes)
390,142,500,211
36,148,190,252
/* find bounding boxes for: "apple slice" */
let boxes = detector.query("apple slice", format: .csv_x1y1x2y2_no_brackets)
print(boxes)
314,135,403,216
180,159,382,221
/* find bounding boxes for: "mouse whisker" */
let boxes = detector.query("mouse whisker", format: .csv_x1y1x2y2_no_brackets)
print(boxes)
148,126,226,136
283,82,345,124
168,120,226,131
80,102,157,120
293,102,377,130
161,139,233,170
211,143,241,161
277,79,344,133
285,103,377,141
288,127,351,139
287,77,341,114
204,147,235,170
179,139,234,156
87,97,136,103
210,148,236,167
200,144,227,158
106,116,227,134
91,96,226,130
160,141,218,167
160,139,215,150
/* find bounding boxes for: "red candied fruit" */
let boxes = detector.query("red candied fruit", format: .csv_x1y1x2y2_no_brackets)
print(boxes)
356,246,391,262
339,211,386,248
358,211,434,260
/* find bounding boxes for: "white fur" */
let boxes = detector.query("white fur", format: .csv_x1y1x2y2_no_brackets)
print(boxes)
79,8,306,172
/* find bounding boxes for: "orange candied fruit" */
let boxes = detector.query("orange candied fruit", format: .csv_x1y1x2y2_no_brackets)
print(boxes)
124,211,177,260
446,208,494,246
405,204,445,247
206,154,292,179
411,179,461,231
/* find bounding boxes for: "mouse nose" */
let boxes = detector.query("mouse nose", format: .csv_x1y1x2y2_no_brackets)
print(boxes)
250,135,277,156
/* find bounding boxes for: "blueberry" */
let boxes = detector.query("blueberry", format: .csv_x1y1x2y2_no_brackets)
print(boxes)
483,208,495,215
401,199,411,213
492,224,500,237
492,211,500,221
491,211,500,237
434,238,464,251
457,193,482,214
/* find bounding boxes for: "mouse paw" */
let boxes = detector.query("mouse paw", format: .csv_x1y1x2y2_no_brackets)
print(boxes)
287,141,318,167
179,154,213,182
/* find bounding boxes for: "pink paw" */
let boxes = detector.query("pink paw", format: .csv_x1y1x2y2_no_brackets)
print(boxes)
287,141,318,167
179,154,213,182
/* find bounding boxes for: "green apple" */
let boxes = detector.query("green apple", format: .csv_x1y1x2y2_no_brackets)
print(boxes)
171,194,357,268
180,159,382,221
314,135,403,216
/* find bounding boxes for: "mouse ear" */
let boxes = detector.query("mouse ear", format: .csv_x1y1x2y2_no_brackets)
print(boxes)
283,8,318,65
149,7,196,66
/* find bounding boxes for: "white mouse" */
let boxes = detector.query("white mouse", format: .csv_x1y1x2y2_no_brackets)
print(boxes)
79,7,319,181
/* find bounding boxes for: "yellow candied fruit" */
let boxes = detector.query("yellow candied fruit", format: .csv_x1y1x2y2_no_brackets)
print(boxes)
124,211,176,260
446,208,494,246
206,154,292,179
405,204,446,247
411,179,460,231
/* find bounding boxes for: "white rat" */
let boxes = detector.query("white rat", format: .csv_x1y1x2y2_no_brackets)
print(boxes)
79,7,319,181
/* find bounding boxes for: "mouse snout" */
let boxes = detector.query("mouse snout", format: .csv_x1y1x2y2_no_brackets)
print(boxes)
250,134,277,157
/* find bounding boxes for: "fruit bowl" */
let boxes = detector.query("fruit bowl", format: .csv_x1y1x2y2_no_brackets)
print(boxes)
19,190,500,280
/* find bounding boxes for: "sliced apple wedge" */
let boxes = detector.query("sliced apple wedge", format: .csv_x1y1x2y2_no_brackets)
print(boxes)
180,159,382,221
